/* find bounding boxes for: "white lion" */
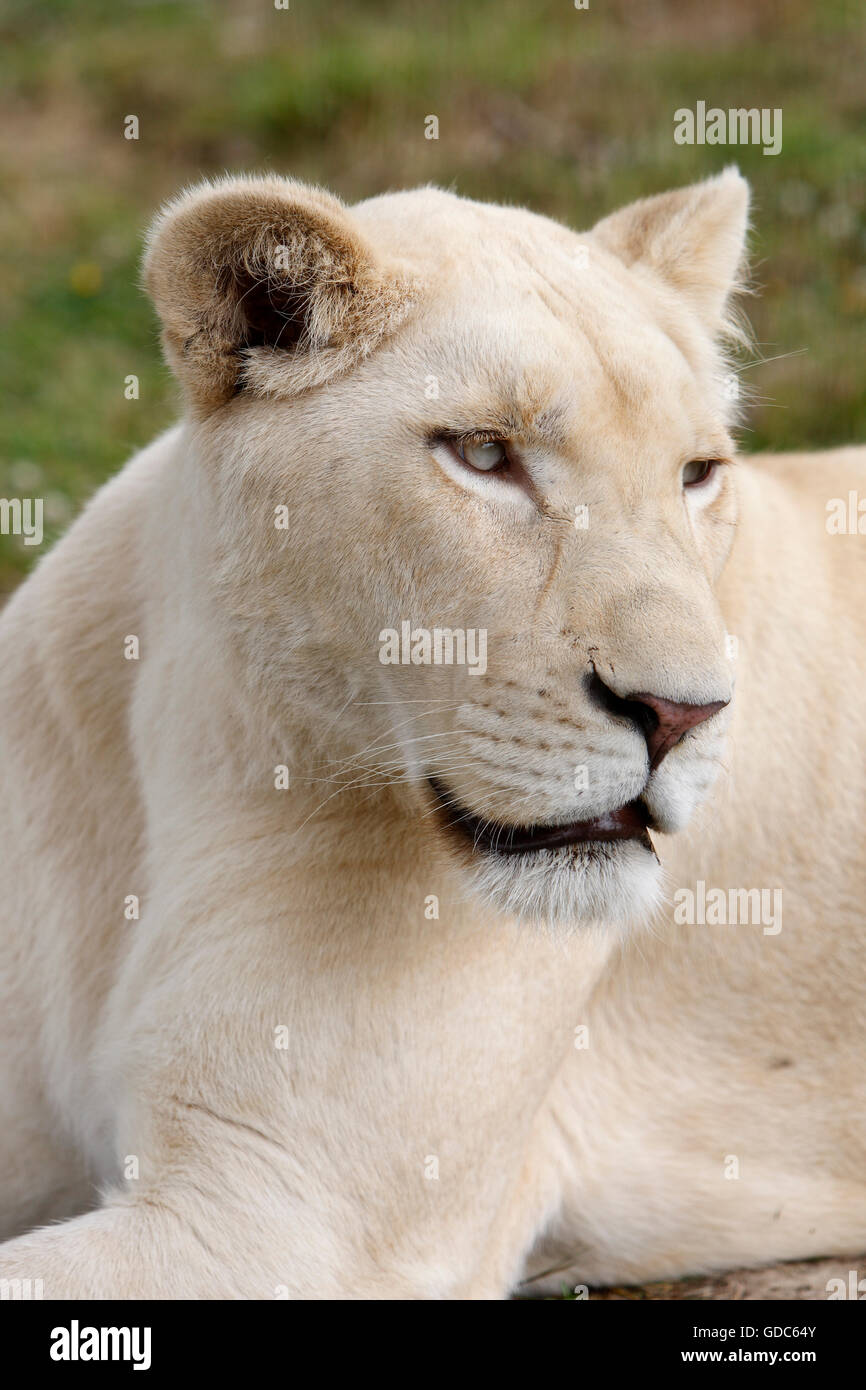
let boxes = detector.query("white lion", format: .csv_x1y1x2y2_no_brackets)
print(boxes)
0,170,864,1298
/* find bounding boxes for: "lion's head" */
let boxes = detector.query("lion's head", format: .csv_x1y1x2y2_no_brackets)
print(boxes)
145,170,748,927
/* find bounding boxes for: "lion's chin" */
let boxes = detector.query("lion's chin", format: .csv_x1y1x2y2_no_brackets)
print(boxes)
427,775,664,929
463,839,664,930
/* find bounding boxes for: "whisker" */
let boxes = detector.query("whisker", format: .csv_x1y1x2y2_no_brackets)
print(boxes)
314,704,468,773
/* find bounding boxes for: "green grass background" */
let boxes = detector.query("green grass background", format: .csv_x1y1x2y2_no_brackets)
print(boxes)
1,0,865,592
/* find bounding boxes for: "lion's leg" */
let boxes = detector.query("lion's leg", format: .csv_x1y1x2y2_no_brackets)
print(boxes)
0,1199,243,1300
0,1087,560,1300
6,841,607,1299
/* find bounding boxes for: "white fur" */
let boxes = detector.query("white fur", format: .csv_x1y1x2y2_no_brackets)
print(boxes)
1,173,865,1298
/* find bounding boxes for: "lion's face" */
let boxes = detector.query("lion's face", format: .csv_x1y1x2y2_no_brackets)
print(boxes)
146,171,749,927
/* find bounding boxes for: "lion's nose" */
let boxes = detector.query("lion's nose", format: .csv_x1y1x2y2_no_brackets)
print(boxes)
628,692,728,768
589,672,728,769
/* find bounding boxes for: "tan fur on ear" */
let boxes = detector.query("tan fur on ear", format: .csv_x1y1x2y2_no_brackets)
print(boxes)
591,168,750,338
143,175,419,409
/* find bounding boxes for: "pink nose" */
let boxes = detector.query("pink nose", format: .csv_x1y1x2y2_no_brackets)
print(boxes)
627,692,728,768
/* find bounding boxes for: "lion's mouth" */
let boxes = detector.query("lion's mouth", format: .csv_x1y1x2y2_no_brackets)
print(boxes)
428,777,656,856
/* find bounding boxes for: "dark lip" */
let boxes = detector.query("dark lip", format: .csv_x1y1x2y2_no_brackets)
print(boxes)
428,777,656,856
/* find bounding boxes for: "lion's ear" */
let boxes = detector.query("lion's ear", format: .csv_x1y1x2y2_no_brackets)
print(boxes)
590,168,750,332
143,176,418,409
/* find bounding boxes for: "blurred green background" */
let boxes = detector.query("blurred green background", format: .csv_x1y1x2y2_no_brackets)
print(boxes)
1,0,865,592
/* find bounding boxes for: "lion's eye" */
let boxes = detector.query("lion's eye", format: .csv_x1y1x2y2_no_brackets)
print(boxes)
457,438,509,473
682,458,718,488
